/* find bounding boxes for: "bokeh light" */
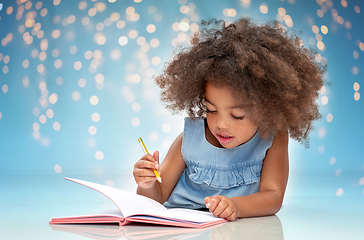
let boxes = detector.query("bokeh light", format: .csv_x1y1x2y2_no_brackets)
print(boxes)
326,113,334,123
330,157,336,165
336,188,344,196
131,117,140,126
118,36,128,46
49,93,58,104
46,109,54,118
53,122,61,131
95,151,104,160
54,164,62,173
259,3,268,14
90,96,99,105
91,113,100,122
89,126,97,135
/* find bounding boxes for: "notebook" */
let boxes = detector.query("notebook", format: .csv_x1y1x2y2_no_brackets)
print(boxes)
49,178,227,228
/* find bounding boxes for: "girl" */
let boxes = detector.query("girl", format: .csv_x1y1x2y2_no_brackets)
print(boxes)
133,18,325,221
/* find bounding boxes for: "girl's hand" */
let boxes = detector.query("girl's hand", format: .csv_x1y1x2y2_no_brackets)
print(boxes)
133,150,160,189
204,195,238,221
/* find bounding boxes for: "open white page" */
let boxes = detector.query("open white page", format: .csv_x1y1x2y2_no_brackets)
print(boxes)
129,208,220,223
161,208,219,222
66,178,166,217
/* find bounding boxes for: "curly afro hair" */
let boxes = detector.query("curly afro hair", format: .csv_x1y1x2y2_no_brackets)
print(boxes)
155,18,326,145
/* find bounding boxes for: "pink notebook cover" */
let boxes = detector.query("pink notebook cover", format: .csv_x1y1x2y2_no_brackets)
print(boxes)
50,223,217,240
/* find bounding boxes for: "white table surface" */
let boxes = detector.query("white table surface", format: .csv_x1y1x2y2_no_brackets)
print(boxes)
1,173,363,240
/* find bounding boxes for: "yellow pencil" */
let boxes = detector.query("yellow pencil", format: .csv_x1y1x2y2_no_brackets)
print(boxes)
138,137,162,183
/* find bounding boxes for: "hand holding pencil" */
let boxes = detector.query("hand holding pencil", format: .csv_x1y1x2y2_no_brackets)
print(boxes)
138,137,162,183
133,138,162,189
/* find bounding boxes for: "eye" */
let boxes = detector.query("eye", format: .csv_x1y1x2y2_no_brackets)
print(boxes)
232,115,245,120
206,108,216,114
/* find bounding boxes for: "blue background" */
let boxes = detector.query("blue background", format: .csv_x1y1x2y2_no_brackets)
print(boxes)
0,0,363,200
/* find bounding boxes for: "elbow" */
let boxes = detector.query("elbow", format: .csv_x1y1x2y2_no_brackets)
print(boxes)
269,191,284,215
271,202,283,215
264,201,282,216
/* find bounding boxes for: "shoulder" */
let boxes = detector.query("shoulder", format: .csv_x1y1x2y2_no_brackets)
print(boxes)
269,131,289,150
158,132,186,202
161,132,185,171
167,132,184,155
176,131,184,144
160,132,185,168
261,131,289,174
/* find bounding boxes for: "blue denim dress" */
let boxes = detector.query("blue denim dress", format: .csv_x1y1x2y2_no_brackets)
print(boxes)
164,117,273,209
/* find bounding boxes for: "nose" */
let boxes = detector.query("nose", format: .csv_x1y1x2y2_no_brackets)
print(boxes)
215,115,229,130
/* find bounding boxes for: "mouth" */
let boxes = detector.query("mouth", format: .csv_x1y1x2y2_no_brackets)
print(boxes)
216,133,234,145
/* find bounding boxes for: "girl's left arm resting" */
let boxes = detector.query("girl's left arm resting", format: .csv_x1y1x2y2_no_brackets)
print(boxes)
205,131,289,220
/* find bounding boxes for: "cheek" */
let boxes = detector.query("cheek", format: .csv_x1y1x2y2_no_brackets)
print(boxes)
247,121,259,133
206,115,215,128
235,122,258,136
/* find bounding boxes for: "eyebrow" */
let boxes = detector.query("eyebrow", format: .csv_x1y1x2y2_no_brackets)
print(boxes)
204,97,245,110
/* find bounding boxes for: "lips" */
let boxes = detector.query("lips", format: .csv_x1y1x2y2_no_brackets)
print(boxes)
217,133,234,145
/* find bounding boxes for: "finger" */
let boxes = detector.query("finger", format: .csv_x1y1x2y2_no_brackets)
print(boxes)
134,168,158,178
153,150,160,168
207,196,223,216
133,169,157,186
211,198,228,217
143,153,158,163
136,153,159,166
136,176,156,182
136,176,158,189
137,176,157,182
218,205,235,219
134,169,157,184
204,197,213,208
225,211,237,221
134,159,158,170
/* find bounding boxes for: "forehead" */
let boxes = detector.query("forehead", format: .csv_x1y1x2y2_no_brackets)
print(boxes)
204,83,245,109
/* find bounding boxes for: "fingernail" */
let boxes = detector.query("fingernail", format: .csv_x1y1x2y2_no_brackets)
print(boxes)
206,203,210,208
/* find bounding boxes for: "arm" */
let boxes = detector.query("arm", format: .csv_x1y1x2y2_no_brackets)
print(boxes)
205,131,289,220
133,133,186,204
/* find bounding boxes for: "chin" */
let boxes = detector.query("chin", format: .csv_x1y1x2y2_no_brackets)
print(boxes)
220,142,238,149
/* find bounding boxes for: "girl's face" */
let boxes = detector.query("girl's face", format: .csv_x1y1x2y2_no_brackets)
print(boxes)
204,82,258,149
